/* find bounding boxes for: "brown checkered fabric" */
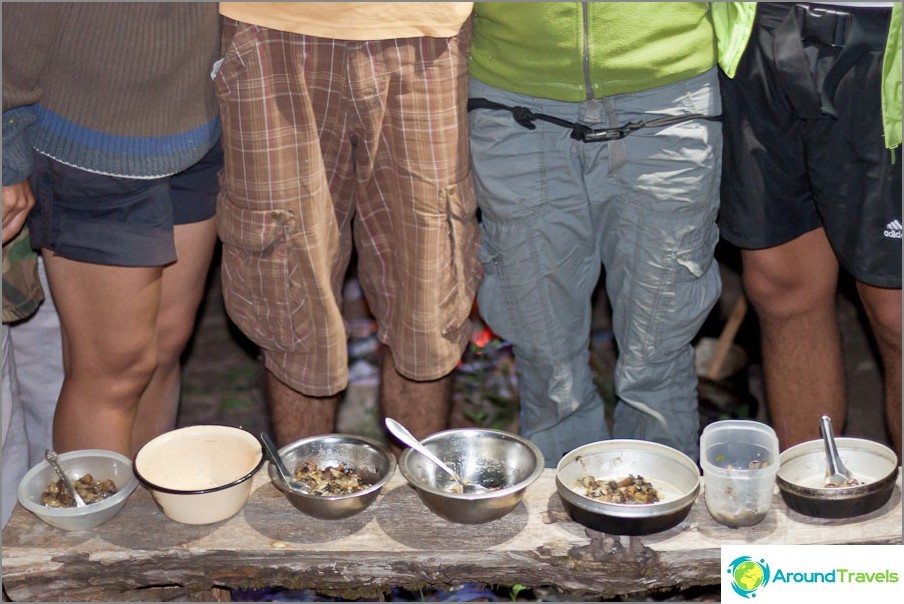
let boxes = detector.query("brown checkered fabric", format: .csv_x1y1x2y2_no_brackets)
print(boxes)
215,19,481,396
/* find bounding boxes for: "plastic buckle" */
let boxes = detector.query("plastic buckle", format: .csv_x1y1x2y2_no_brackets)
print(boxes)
802,6,850,48
511,106,538,130
579,127,628,142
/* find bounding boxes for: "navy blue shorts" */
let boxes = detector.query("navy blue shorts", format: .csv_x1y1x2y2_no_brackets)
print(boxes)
28,142,222,267
719,3,901,288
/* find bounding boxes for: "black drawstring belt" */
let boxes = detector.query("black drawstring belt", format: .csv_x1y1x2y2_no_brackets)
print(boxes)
468,97,721,142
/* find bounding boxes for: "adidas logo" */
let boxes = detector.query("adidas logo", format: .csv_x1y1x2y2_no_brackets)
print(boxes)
884,219,903,239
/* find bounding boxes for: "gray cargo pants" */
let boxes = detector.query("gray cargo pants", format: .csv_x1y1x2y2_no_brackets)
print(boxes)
468,68,722,466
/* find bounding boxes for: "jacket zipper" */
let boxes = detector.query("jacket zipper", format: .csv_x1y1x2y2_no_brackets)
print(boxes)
582,2,593,99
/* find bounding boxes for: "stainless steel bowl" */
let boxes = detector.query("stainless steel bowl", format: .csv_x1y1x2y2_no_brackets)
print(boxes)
268,434,396,520
776,437,898,519
397,428,545,524
556,440,701,535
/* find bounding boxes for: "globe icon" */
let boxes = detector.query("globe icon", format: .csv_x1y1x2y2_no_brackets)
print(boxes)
733,560,765,592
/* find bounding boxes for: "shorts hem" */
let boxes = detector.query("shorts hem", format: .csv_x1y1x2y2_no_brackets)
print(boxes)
718,224,818,251
263,354,348,398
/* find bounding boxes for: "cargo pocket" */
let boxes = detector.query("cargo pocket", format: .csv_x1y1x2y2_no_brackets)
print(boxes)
217,195,310,353
474,227,521,348
641,214,720,365
438,173,482,340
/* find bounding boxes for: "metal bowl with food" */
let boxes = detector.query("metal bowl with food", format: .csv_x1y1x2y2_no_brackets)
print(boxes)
776,437,899,519
556,440,701,536
397,428,545,524
268,434,396,520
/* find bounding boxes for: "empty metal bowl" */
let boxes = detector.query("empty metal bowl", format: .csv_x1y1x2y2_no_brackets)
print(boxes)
268,433,396,520
776,437,899,519
17,449,138,531
397,428,545,524
556,440,701,536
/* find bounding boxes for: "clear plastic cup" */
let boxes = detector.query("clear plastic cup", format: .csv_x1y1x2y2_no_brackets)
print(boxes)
700,420,780,528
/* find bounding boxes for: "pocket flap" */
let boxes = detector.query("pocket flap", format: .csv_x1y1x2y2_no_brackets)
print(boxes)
217,194,292,252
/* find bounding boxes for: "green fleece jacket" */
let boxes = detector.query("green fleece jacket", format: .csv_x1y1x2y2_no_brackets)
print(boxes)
470,2,716,101
711,2,902,150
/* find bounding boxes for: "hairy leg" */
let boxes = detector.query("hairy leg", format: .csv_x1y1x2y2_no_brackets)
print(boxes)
43,252,162,456
856,281,902,461
130,218,218,454
741,229,844,449
266,369,339,446
379,352,452,455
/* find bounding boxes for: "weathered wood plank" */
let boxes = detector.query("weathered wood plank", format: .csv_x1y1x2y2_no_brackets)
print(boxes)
3,469,901,601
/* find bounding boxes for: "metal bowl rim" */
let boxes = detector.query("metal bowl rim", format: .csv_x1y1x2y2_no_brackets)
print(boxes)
776,437,898,498
556,475,700,518
397,428,545,500
272,433,397,500
554,439,701,517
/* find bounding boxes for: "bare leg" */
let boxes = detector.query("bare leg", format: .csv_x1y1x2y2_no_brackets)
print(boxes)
379,352,452,454
741,229,844,450
857,281,902,461
266,369,339,446
43,252,162,456
130,218,218,454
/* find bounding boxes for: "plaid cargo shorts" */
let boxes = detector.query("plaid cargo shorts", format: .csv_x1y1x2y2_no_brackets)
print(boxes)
215,19,481,395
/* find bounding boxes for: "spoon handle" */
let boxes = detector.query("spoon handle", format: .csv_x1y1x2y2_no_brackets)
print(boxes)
260,432,293,480
384,418,462,483
819,415,850,477
260,432,312,493
44,449,87,508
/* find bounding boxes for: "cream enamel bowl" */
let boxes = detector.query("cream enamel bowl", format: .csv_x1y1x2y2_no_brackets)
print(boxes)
133,425,263,525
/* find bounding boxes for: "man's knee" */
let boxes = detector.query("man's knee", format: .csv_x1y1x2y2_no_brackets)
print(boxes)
860,288,903,353
742,255,835,320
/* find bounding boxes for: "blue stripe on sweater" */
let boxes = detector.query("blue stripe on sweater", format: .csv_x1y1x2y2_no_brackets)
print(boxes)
35,106,220,156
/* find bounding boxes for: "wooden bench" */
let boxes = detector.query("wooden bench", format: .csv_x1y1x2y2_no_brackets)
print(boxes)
3,469,901,602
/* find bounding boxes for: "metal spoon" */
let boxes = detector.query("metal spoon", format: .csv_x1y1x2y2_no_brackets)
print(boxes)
819,415,859,488
384,418,488,494
44,449,87,508
260,432,312,494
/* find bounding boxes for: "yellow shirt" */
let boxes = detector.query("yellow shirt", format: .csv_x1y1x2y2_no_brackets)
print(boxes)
219,2,473,40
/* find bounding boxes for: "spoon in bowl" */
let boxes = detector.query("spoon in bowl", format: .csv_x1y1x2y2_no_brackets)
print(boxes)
260,432,312,494
44,449,87,508
819,415,860,488
384,418,489,494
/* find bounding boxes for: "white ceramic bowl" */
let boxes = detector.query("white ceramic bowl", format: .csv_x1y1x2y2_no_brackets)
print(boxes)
17,449,138,531
134,425,263,524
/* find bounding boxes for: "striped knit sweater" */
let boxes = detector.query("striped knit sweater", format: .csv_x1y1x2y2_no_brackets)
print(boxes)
2,2,221,183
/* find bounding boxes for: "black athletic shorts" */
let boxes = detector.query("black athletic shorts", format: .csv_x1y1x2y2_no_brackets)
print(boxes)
719,2,901,288
28,142,222,267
